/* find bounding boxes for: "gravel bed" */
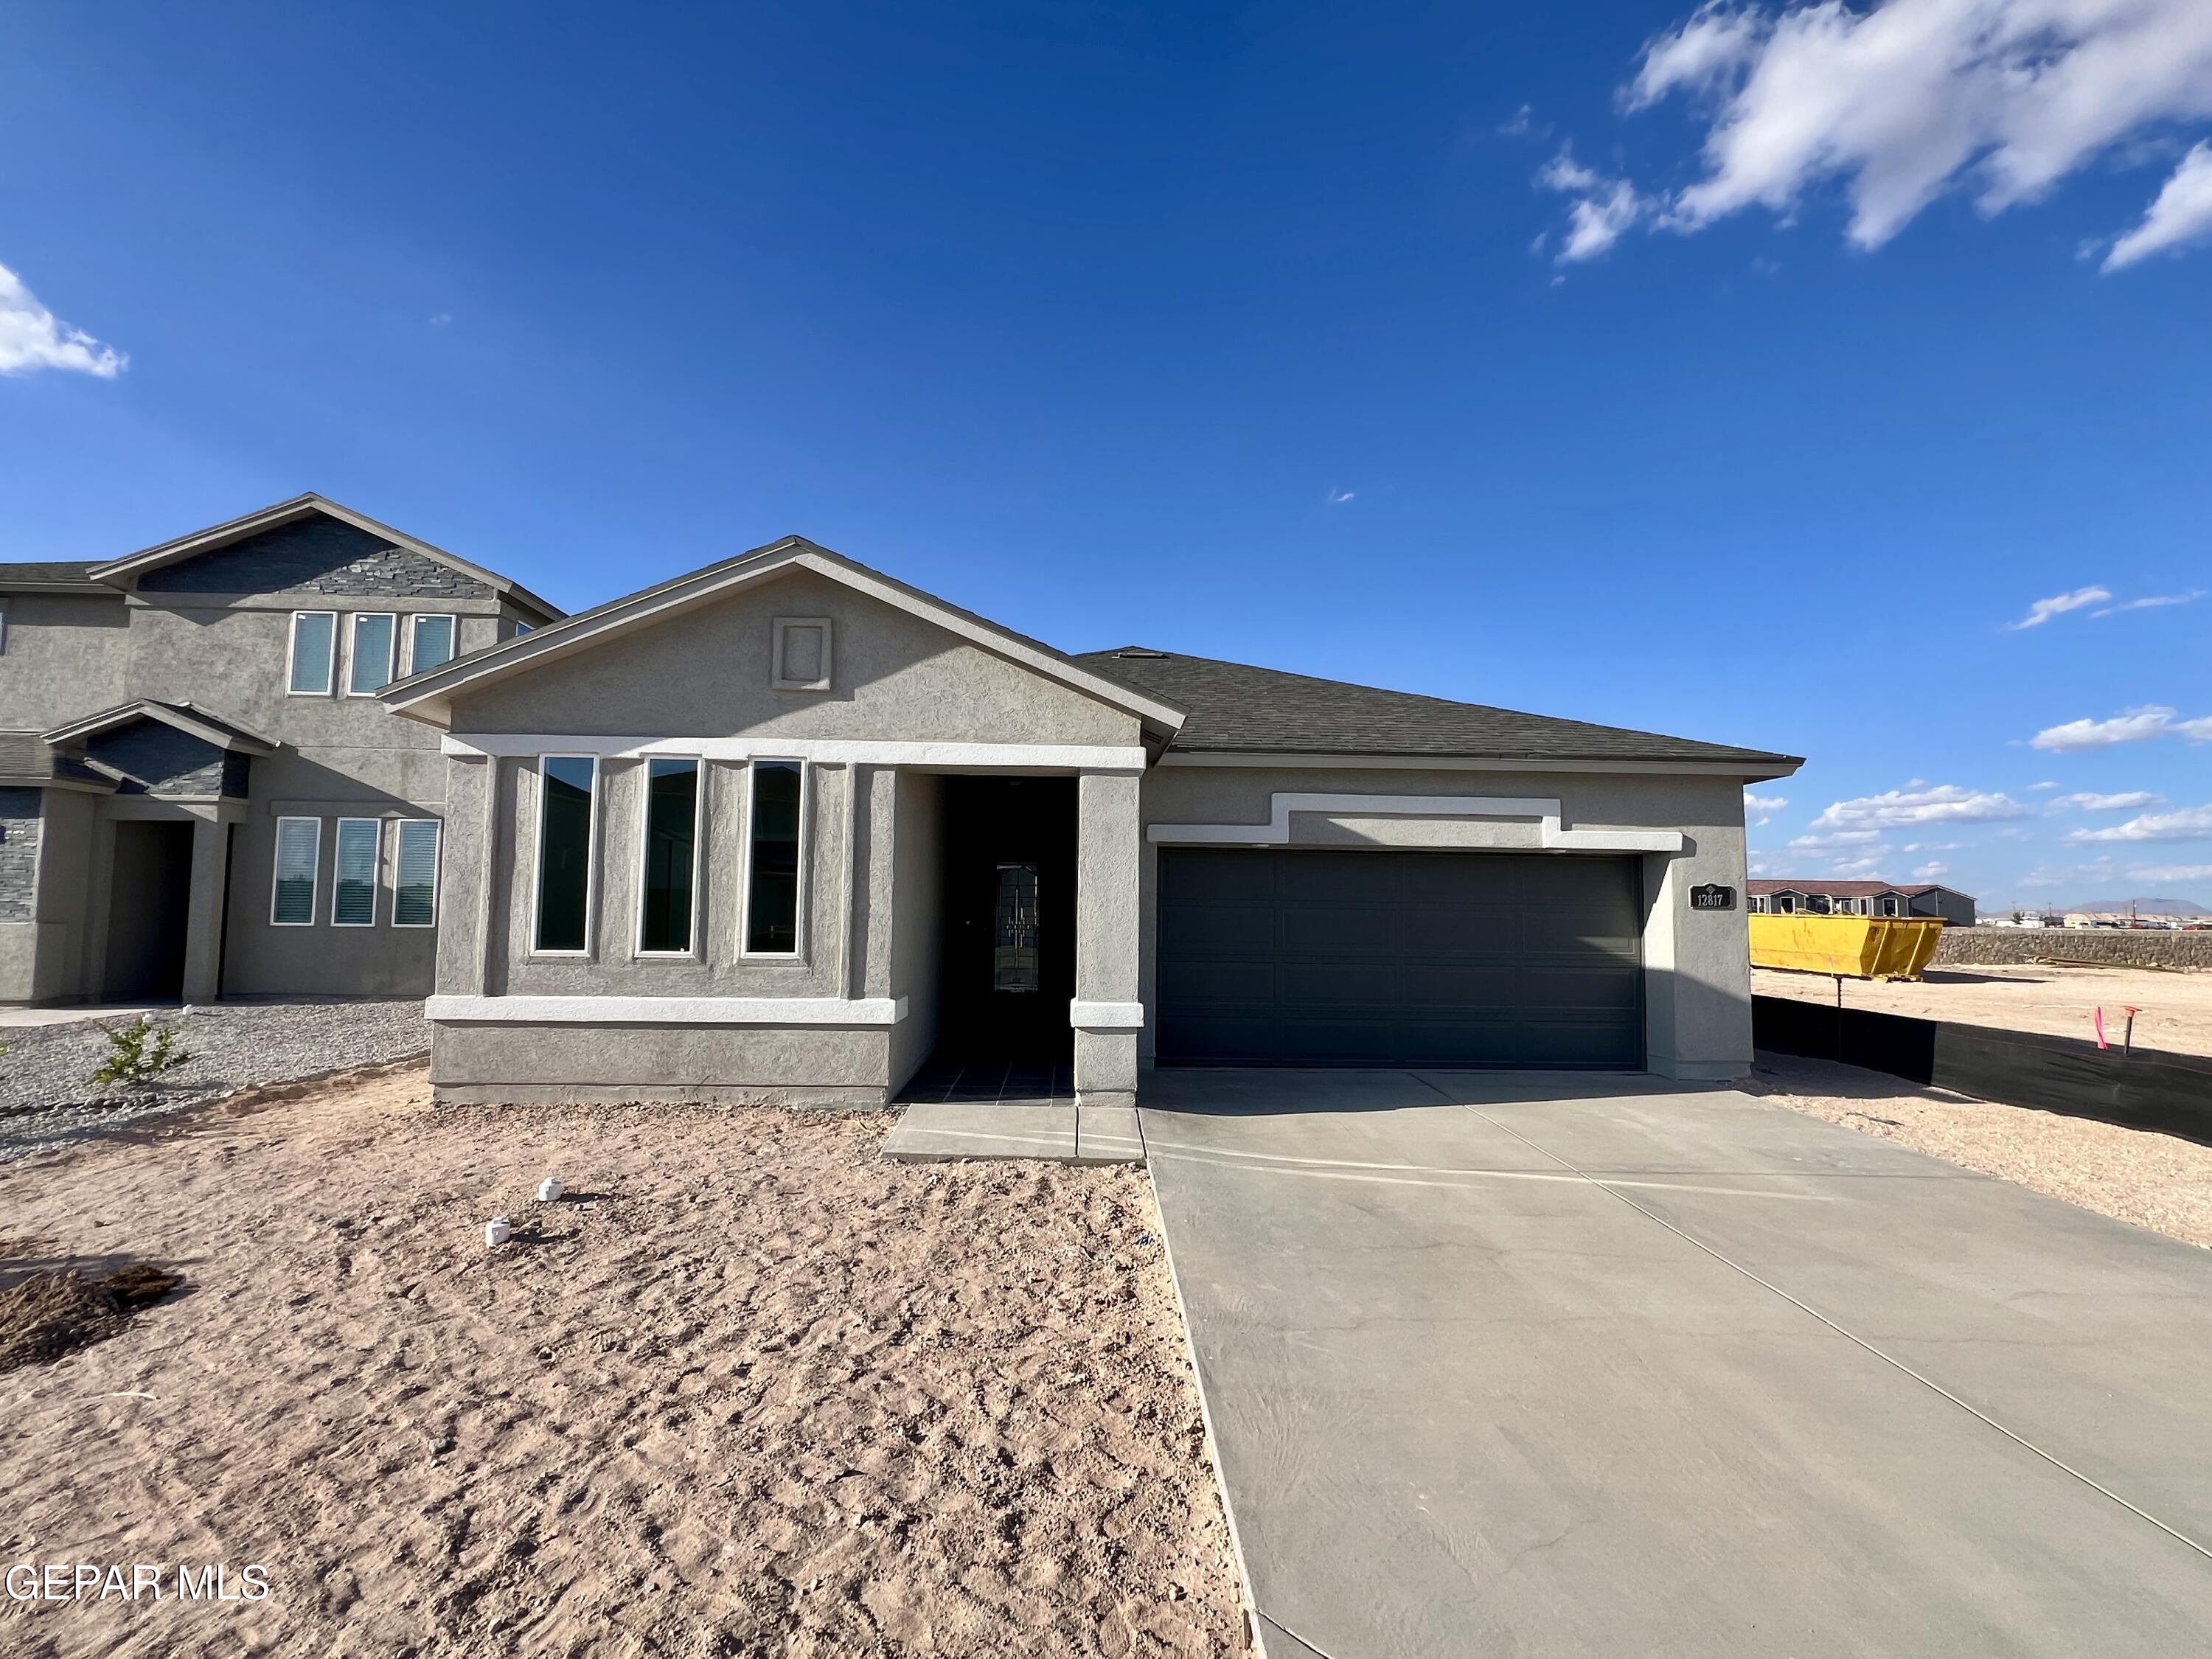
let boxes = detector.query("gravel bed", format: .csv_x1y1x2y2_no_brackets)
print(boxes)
0,999,430,1165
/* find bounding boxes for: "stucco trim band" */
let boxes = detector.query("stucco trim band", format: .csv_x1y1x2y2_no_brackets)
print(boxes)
1070,1000,1146,1030
441,735,1150,773
425,994,911,1026
1145,793,1686,853
1155,751,1801,780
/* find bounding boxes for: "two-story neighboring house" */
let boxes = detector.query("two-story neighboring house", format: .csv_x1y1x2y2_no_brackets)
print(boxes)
0,495,560,1004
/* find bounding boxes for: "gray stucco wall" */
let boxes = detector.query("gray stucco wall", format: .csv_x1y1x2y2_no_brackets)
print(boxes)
444,568,1144,748
0,593,130,731
136,519,493,599
1133,765,1755,1082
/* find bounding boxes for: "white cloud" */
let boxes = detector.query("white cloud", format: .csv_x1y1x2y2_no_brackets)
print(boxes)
1809,782,2031,832
2064,804,2212,844
2127,863,2212,884
2106,140,2212,270
1901,840,1969,852
1326,488,1354,504
2028,705,2212,751
1535,150,1651,261
1788,829,1882,849
0,261,125,378
2050,790,2164,812
2092,589,2206,616
1912,861,1951,880
1831,855,1888,877
2028,780,2060,791
1745,790,1788,825
2007,585,2110,630
1574,0,2212,264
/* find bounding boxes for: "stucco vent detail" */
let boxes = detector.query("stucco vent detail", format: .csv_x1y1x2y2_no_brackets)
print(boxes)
773,617,833,692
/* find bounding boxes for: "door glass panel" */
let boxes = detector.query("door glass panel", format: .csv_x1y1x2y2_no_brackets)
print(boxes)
993,861,1040,992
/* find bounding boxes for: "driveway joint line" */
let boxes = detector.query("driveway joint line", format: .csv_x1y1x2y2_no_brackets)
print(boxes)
1408,1074,2212,1565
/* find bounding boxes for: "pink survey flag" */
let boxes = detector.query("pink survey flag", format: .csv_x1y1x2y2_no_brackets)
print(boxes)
2093,1007,2108,1051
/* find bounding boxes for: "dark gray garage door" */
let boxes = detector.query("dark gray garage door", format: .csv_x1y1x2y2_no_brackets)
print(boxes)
1157,849,1644,1068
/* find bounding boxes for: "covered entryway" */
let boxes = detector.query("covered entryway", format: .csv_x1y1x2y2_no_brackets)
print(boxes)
1156,848,1642,1068
102,820,195,1001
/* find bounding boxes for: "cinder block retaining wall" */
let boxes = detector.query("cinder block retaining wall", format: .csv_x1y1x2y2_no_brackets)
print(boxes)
1933,928,2212,970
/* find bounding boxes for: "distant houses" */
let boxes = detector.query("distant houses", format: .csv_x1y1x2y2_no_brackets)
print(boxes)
1746,880,1977,928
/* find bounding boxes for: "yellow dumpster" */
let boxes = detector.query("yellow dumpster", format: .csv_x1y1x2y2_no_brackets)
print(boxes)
1749,914,1945,981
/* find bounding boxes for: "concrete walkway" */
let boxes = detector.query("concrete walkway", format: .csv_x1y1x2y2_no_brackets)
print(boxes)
1141,1068,2212,1658
880,1101,1144,1163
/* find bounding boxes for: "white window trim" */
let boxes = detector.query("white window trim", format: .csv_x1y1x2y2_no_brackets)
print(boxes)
331,817,383,928
286,611,338,698
531,754,599,957
393,818,442,929
771,616,834,692
406,613,458,677
739,757,807,960
347,613,398,697
271,815,321,926
634,756,706,960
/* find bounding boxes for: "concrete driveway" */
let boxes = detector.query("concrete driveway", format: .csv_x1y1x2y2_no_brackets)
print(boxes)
1141,1069,2212,1658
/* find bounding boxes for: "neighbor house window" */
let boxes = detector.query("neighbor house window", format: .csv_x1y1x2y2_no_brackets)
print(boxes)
288,611,337,695
638,758,700,955
743,760,802,954
394,819,441,928
348,613,397,695
272,816,320,925
333,818,381,926
534,756,597,953
408,614,457,675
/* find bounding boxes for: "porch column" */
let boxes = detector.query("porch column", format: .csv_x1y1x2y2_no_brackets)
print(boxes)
1072,769,1143,1107
178,813,227,1003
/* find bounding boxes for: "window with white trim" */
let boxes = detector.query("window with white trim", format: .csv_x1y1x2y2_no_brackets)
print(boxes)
288,612,337,695
408,613,457,675
744,759,803,955
394,820,441,928
333,818,381,925
348,613,397,695
535,756,597,953
272,817,320,925
639,759,700,955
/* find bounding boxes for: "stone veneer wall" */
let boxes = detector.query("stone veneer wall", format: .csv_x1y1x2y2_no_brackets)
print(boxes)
1933,927,2212,970
135,518,490,599
0,787,40,922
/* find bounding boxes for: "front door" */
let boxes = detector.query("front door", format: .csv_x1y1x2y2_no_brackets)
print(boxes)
938,776,1076,1062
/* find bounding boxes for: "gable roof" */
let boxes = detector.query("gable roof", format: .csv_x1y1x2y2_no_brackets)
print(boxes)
41,700,278,756
1076,647,1800,774
87,494,563,623
379,536,1189,735
0,560,108,594
0,731,114,792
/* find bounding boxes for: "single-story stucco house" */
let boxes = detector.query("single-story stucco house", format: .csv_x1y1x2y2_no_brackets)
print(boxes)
378,535,1800,1108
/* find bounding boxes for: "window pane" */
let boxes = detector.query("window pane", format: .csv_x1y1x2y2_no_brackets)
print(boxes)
536,757,595,951
993,861,1040,992
289,613,335,695
273,818,319,924
745,761,801,953
640,759,698,953
349,614,396,694
333,819,380,925
411,614,456,673
394,820,440,927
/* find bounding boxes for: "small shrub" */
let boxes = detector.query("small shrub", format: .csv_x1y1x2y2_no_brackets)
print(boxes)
90,1015,191,1088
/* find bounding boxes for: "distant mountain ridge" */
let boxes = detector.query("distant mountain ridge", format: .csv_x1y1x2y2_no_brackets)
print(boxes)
2058,897,2211,917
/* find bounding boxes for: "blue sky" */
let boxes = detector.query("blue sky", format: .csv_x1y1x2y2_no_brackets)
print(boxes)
4,0,2209,909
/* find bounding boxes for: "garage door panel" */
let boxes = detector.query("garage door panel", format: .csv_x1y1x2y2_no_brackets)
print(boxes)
1157,849,1644,1068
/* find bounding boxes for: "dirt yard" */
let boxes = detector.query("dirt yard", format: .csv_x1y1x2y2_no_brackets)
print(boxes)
1743,1051,2212,1250
1753,961,2212,1058
0,1064,1246,1657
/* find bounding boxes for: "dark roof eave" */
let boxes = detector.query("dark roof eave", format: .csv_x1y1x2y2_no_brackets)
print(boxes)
1167,742,1804,769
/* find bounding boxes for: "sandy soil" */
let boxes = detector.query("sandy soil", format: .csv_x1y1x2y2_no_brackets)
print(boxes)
0,1064,1246,1658
1743,1051,2212,1250
1753,962,2212,1058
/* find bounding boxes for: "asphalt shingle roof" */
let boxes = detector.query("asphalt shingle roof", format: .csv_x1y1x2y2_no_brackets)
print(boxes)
1074,647,1798,768
0,561,103,588
1748,880,1942,898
